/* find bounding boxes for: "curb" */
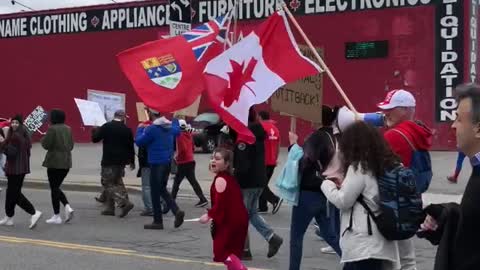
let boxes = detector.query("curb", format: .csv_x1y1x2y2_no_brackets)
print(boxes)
0,178,206,201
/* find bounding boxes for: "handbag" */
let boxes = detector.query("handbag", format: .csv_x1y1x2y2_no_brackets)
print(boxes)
4,144,18,160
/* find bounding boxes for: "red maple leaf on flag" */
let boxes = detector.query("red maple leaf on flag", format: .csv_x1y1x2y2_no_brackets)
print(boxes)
223,58,257,107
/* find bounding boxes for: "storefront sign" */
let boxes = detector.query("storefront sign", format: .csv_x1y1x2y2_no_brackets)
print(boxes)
435,0,464,122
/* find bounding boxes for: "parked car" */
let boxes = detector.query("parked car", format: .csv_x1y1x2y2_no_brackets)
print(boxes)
190,112,225,153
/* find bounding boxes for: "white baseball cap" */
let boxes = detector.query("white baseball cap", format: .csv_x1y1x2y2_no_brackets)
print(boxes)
377,89,416,110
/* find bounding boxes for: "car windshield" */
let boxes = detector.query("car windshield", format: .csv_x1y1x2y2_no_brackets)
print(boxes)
193,113,220,124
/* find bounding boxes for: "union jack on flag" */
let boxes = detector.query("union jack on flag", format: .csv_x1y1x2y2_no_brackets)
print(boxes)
181,11,232,64
117,10,234,113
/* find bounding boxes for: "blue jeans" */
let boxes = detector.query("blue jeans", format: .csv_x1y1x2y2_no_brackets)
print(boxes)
343,259,383,270
242,188,274,241
141,167,152,211
455,151,467,172
289,191,341,270
150,164,179,223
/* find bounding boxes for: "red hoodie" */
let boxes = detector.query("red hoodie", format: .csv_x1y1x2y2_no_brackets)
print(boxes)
175,131,195,164
384,120,433,167
260,120,280,166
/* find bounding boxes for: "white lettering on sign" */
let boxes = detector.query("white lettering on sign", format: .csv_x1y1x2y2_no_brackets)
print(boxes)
24,106,48,133
470,0,478,83
301,0,431,15
0,5,169,38
0,1,435,38
437,0,463,122
199,0,281,21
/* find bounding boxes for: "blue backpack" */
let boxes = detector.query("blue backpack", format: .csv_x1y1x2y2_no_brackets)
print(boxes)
392,128,433,193
349,166,424,241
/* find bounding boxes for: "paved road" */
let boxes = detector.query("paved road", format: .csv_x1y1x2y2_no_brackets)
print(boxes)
0,189,438,270
1,144,471,200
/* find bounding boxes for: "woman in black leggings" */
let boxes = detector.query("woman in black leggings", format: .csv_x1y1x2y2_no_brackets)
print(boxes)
0,115,42,229
41,109,74,224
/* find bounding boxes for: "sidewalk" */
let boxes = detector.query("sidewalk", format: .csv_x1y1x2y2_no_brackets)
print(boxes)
0,143,469,204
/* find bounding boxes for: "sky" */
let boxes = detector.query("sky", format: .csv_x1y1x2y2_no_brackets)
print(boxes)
0,0,145,14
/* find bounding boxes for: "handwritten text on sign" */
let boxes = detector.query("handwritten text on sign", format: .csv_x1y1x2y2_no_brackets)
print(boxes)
24,106,48,133
270,45,323,123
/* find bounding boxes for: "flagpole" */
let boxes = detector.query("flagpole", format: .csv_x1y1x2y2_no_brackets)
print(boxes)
279,2,359,116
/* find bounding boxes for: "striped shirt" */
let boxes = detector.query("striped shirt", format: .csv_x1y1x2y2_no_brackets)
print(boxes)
471,152,480,168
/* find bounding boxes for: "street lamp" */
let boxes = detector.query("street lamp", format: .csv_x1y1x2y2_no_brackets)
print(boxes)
10,0,35,11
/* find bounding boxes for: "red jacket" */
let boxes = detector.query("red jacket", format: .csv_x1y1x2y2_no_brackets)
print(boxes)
384,120,432,167
175,131,194,164
260,120,280,166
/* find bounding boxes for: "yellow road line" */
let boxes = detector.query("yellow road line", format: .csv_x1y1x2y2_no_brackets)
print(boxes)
0,235,270,270
0,235,136,253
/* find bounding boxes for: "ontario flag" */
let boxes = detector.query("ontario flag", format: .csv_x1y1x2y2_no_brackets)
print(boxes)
117,11,231,113
204,11,321,144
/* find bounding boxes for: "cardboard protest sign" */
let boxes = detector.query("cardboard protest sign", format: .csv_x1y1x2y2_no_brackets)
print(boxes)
136,102,149,122
24,106,48,133
87,89,126,122
174,96,201,117
74,98,107,126
270,45,323,123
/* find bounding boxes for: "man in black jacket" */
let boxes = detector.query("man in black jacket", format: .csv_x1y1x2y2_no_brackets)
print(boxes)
419,83,480,270
234,108,283,259
92,110,135,218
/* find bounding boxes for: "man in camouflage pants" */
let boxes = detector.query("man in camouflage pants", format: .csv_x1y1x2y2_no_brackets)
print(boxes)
92,110,135,218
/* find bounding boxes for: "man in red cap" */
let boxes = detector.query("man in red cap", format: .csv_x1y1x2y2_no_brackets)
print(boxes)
377,89,433,270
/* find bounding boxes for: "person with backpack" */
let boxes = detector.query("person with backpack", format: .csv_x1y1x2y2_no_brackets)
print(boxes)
288,106,341,270
321,121,402,270
377,89,432,270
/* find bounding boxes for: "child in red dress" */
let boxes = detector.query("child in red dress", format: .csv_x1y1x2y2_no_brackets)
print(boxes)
199,148,249,269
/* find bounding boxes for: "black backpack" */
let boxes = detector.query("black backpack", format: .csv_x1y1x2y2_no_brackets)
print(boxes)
344,165,424,241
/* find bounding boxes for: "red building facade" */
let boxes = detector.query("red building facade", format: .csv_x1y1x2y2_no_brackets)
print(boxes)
0,0,477,149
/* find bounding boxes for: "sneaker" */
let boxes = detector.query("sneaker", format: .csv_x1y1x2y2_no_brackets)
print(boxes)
95,195,106,204
144,222,164,230
0,217,13,226
447,175,458,184
314,227,325,241
258,208,269,214
272,199,283,215
174,210,185,228
320,246,336,254
267,234,283,258
101,209,115,216
29,211,42,229
195,200,208,208
46,215,62,225
140,210,153,216
225,254,248,270
119,202,134,218
64,204,74,223
241,249,253,261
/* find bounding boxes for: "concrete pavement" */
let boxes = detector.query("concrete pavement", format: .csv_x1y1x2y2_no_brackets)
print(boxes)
0,189,437,270
0,143,470,204
0,144,460,269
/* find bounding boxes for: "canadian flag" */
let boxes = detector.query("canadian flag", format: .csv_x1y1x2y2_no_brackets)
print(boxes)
204,11,321,144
